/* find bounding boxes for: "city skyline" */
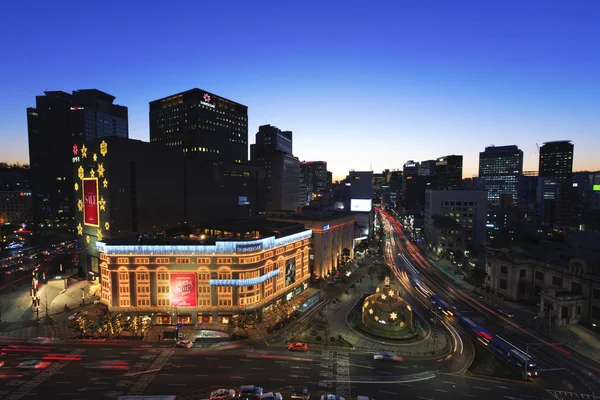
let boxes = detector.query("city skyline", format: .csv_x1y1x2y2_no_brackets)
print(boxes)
1,1,599,180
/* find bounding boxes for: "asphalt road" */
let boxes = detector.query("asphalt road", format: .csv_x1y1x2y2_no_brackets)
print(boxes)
380,211,600,395
0,340,555,400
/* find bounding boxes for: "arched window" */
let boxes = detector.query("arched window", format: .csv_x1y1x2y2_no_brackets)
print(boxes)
197,267,211,307
156,267,170,306
217,267,232,307
117,266,130,308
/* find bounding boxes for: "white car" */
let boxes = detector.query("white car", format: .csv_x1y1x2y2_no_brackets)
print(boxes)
321,395,345,400
176,339,193,349
17,360,51,369
373,351,403,361
210,388,236,400
27,337,53,345
68,312,80,320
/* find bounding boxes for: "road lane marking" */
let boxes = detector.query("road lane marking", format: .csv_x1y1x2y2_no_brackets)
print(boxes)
270,378,286,381
419,397,433,400
218,366,232,369
205,357,218,360
169,383,186,386
442,381,455,384
182,365,196,367
231,376,244,379
435,389,448,393
56,382,71,384
463,394,477,397
475,386,491,390
196,374,209,377
251,367,265,370
350,363,374,369
393,365,408,369
380,391,397,395
122,368,162,377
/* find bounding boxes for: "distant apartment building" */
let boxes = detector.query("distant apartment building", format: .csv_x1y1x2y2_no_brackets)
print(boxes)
149,88,248,163
0,190,32,224
27,89,128,227
479,145,523,208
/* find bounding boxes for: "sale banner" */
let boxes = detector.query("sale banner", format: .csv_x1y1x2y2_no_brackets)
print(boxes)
83,179,99,226
170,273,197,306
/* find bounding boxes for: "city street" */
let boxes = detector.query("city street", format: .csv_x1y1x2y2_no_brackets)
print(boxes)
0,339,556,400
380,210,600,395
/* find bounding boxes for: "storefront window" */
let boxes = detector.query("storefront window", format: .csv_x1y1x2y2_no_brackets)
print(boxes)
198,314,212,323
219,315,232,324
156,314,171,325
178,314,192,324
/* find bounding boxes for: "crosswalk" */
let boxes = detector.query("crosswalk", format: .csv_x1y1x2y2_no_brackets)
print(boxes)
548,390,600,400
467,315,529,337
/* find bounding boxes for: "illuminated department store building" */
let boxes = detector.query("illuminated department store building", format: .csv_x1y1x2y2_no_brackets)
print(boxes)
97,221,312,325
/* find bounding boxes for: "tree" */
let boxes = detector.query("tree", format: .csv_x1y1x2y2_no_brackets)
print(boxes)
111,313,128,337
469,266,488,293
71,313,90,336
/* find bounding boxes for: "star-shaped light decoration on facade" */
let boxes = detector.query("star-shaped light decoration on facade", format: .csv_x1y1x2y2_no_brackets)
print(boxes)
389,290,394,296
77,223,83,236
78,166,84,180
77,199,83,212
72,144,78,156
103,178,108,188
81,144,88,158
74,182,79,192
100,140,108,157
98,196,106,211
93,153,98,162
90,168,95,178
104,221,110,231
97,228,103,242
364,301,369,308
376,287,380,293
97,163,105,177
374,316,379,321
399,321,405,327
203,93,211,102
390,312,398,320
85,235,90,244
381,294,387,300
368,308,374,315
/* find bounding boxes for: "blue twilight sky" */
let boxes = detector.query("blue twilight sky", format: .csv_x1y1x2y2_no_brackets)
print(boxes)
0,0,599,180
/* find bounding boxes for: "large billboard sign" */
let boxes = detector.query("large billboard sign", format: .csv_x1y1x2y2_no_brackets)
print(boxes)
83,179,99,226
170,273,197,306
285,258,296,286
350,199,372,213
236,242,263,253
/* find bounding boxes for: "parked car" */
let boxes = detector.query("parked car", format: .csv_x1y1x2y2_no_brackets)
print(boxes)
17,360,51,369
209,388,236,400
373,351,403,361
288,342,308,352
176,339,193,349
238,385,263,400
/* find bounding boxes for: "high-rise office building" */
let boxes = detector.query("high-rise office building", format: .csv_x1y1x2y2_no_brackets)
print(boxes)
478,145,523,208
250,125,292,160
251,125,299,211
300,161,329,197
539,141,574,183
27,90,128,227
149,89,248,163
435,155,463,189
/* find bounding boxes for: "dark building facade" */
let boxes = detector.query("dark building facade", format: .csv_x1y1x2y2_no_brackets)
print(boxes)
250,125,299,211
539,141,574,183
300,161,329,198
74,137,264,276
478,145,523,208
149,89,248,164
538,141,575,227
27,90,128,228
435,155,463,189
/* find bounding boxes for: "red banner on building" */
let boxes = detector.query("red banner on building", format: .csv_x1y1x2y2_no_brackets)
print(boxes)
83,179,99,226
170,273,197,307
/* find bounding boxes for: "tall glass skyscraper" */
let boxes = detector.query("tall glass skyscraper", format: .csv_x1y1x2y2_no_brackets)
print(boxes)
478,145,523,208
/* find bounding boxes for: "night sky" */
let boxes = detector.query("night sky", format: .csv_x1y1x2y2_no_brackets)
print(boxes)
1,0,599,179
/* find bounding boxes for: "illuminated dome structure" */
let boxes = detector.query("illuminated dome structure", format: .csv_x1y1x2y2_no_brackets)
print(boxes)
361,276,415,339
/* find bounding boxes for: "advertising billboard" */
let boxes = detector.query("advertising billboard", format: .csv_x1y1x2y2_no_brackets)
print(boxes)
594,184,600,191
350,199,372,213
170,273,197,307
285,258,296,286
83,178,99,226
